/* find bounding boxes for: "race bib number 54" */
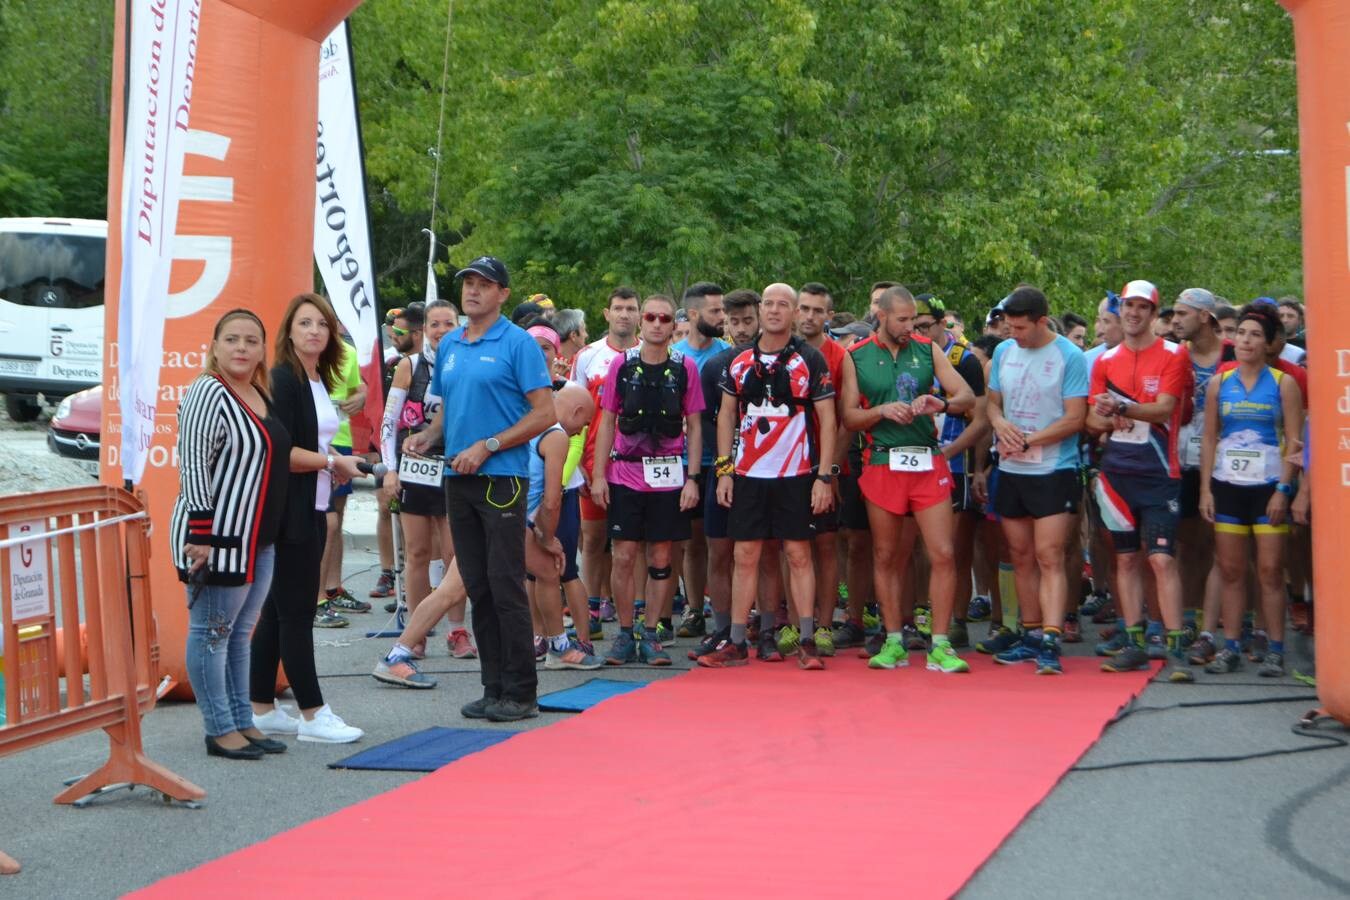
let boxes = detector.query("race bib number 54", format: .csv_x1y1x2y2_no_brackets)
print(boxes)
643,456,683,489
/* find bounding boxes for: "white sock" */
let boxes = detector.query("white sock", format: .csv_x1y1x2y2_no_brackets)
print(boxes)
428,559,445,589
548,633,569,652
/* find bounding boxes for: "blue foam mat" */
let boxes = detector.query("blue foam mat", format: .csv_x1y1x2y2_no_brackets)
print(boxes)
537,677,652,712
328,726,517,772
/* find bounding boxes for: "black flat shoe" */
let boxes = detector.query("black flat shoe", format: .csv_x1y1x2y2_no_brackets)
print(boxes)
244,734,287,754
205,735,265,760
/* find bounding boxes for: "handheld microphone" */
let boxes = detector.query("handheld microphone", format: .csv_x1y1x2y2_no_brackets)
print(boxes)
356,461,390,482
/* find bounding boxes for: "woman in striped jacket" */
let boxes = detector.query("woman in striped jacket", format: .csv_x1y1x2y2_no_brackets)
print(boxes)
171,309,290,760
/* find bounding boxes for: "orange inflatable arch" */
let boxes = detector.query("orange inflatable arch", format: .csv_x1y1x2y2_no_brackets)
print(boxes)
102,0,1347,723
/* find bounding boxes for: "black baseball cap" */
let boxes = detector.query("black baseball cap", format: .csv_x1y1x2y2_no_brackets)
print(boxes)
454,255,510,287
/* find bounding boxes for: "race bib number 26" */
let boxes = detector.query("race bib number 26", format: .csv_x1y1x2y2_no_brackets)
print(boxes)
888,447,934,473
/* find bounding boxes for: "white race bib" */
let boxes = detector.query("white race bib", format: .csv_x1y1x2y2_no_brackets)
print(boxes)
888,447,934,472
1181,434,1203,469
746,401,789,419
399,454,444,487
1221,448,1265,485
1109,417,1149,445
642,455,683,489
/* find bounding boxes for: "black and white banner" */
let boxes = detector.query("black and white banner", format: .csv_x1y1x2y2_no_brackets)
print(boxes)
314,20,378,368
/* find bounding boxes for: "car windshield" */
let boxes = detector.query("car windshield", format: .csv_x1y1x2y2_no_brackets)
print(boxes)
0,232,106,309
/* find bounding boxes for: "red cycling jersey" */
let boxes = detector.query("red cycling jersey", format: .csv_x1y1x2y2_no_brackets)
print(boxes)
1090,338,1193,479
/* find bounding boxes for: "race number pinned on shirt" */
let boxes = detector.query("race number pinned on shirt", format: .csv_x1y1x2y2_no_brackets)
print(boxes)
1222,448,1265,485
746,401,789,419
399,454,445,487
1110,417,1149,445
1181,432,1203,468
643,456,683,488
889,447,934,473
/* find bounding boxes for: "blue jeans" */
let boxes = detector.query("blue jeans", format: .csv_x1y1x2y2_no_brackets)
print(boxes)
185,545,275,737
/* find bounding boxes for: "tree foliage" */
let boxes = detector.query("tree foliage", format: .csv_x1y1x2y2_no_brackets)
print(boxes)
0,0,1300,324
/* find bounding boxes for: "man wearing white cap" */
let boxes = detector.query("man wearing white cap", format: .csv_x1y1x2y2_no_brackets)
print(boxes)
1086,279,1195,682
1171,288,1236,664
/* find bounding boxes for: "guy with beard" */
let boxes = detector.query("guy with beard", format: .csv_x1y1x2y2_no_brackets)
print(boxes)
672,282,728,639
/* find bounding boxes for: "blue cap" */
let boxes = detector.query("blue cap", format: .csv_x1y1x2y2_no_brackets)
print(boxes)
1252,296,1278,308
1104,290,1121,317
454,255,510,288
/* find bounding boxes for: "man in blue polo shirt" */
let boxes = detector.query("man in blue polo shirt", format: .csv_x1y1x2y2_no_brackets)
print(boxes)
405,256,555,722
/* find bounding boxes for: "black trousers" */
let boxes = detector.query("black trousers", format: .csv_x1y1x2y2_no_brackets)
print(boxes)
445,475,536,703
250,511,326,710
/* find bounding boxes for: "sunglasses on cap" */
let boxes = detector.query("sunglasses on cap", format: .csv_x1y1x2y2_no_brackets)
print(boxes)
643,312,674,324
384,308,405,325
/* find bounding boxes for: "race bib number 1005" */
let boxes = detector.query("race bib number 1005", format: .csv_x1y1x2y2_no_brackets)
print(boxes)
399,454,445,487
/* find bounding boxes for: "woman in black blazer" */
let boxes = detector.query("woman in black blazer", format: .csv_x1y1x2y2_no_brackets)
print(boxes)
249,293,366,744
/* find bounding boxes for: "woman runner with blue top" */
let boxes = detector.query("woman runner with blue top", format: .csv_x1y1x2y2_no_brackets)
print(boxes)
1198,303,1302,677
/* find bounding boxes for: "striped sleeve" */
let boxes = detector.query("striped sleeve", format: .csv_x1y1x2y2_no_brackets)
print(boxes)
176,376,227,546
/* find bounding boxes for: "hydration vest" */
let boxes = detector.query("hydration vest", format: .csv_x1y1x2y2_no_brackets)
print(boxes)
616,347,687,439
740,336,812,410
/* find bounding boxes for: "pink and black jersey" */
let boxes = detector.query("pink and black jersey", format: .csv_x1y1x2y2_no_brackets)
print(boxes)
1090,338,1193,479
720,337,833,479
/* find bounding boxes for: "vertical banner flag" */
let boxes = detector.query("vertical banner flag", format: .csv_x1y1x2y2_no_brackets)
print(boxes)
315,18,384,454
117,0,203,485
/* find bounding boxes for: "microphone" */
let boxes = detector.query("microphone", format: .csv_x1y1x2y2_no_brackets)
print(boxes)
356,461,390,482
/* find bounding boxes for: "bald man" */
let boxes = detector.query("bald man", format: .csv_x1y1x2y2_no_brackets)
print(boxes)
698,283,838,670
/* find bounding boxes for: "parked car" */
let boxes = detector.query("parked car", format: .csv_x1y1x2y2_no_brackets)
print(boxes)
0,218,107,421
47,384,102,477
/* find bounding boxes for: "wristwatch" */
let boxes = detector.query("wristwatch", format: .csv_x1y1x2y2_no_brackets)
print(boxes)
828,464,841,476
484,436,501,453
1115,398,1132,417
816,473,835,485
1276,482,1294,496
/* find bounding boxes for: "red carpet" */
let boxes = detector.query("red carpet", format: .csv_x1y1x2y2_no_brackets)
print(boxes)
135,655,1153,899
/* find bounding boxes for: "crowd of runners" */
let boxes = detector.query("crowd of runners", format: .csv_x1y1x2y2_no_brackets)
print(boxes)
357,265,1313,717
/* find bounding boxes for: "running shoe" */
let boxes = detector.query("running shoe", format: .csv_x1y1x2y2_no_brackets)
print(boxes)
1035,643,1063,675
313,605,349,628
861,610,881,633
369,571,396,598
948,620,970,649
448,628,477,659
859,631,886,659
605,631,637,666
575,639,597,657
747,611,761,642
797,638,825,670
868,636,909,669
837,581,849,606
831,620,866,649
976,626,1019,655
1079,589,1113,620
672,593,687,615
534,636,548,661
902,624,927,651
967,595,992,622
1062,614,1083,644
677,608,706,638
697,639,749,668
757,630,784,662
1257,651,1285,678
1204,647,1243,674
1164,659,1195,683
384,601,399,614
995,635,1041,665
598,599,617,623
1247,631,1269,663
1094,629,1132,657
914,606,932,637
639,637,672,667
1187,635,1217,666
655,621,677,647
372,657,437,689
812,626,836,657
1290,599,1311,633
589,616,605,641
689,625,730,660
927,642,970,674
326,587,372,613
1145,632,1167,660
547,642,605,670
776,624,801,656
1101,645,1150,673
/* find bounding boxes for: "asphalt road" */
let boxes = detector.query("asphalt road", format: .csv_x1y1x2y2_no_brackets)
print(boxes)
0,488,1345,898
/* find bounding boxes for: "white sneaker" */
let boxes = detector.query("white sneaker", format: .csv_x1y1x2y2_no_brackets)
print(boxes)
297,705,363,744
252,702,300,735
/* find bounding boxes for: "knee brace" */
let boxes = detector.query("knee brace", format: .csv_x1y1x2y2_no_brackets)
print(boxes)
647,564,673,581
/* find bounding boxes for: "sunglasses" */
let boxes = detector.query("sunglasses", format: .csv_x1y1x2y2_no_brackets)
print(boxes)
643,312,674,324
390,325,410,336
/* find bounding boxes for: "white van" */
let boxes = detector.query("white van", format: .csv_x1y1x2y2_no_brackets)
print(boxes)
0,218,107,421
